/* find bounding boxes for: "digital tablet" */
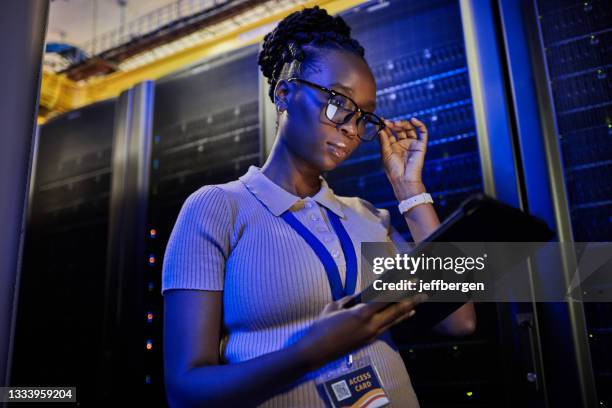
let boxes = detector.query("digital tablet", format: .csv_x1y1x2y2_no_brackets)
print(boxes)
342,193,555,329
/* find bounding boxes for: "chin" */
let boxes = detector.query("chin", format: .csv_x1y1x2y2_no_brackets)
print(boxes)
321,157,341,172
316,145,352,172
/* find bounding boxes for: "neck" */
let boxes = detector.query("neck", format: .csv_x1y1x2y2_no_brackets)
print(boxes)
261,137,322,199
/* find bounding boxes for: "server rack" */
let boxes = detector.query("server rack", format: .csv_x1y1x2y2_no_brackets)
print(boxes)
142,43,262,405
13,1,610,406
99,82,156,404
333,0,483,236
529,0,612,405
327,1,508,407
11,99,117,405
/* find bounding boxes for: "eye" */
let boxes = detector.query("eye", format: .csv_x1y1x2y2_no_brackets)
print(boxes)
329,94,351,109
357,113,371,125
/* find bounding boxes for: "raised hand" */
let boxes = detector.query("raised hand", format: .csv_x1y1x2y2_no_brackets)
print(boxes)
378,117,429,186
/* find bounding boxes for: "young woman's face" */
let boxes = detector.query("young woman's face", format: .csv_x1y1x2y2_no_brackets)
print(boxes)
277,48,377,172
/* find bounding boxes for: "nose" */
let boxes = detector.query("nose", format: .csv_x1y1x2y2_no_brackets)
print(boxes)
337,113,359,140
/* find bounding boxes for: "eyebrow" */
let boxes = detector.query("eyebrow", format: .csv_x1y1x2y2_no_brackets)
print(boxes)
329,82,376,111
329,82,354,95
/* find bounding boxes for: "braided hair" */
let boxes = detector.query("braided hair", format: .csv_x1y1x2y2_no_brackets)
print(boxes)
258,5,365,104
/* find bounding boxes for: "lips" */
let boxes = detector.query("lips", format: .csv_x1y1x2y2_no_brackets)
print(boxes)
327,141,348,159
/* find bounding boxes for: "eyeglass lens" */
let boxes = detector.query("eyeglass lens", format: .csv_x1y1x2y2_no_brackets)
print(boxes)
325,94,382,141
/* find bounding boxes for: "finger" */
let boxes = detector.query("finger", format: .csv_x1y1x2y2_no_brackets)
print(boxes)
391,120,408,140
337,293,359,308
383,120,400,141
379,127,398,157
376,309,416,335
396,120,416,137
354,301,393,320
391,120,417,141
361,294,428,319
371,303,413,332
371,297,421,329
322,295,352,313
377,293,428,323
410,117,429,144
378,120,393,154
400,120,418,140
322,301,337,314
350,302,380,321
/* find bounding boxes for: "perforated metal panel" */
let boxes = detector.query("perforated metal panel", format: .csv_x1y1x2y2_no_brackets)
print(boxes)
328,0,483,239
12,99,116,404
535,0,612,404
329,1,507,406
143,44,262,399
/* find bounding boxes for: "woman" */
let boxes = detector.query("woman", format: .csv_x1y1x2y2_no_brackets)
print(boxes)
162,6,476,407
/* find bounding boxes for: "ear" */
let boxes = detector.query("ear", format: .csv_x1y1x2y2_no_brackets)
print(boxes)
273,79,290,112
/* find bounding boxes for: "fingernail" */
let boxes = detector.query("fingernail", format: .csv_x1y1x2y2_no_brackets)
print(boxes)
408,310,416,317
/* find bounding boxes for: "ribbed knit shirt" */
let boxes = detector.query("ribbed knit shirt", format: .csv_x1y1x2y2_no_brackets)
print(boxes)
161,164,420,407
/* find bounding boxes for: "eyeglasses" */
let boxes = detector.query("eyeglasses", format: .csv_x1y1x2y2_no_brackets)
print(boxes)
287,77,385,142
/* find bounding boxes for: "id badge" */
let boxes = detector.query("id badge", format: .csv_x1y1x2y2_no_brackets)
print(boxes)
315,355,391,408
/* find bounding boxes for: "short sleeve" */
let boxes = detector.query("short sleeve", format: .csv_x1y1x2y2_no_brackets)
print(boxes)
161,185,232,295
354,197,409,248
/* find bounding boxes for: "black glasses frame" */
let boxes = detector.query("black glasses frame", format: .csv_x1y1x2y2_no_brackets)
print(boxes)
286,77,386,142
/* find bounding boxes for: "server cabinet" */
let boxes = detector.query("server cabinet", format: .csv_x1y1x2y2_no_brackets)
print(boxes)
142,44,262,405
536,0,612,241
11,99,116,404
13,1,610,406
325,0,540,406
332,0,483,230
99,82,155,404
528,0,612,405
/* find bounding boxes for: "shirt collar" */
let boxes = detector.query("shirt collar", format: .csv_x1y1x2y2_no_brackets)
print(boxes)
239,165,345,219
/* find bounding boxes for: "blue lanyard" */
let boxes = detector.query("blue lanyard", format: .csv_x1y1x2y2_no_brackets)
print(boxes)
280,207,357,301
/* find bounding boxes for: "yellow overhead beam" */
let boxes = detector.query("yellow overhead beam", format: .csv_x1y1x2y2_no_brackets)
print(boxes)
39,0,367,123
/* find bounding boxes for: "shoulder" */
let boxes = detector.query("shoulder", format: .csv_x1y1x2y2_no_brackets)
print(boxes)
182,184,227,212
184,179,246,209
179,179,247,222
336,195,392,228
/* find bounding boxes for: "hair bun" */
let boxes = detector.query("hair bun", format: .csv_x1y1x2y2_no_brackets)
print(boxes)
258,5,364,102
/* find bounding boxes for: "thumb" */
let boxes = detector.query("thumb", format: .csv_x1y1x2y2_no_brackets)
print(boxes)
336,293,359,309
322,295,352,313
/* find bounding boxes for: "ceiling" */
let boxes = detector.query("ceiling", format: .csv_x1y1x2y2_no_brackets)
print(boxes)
47,0,178,50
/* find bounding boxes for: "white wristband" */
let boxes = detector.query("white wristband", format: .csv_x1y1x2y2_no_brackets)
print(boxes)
398,192,433,214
